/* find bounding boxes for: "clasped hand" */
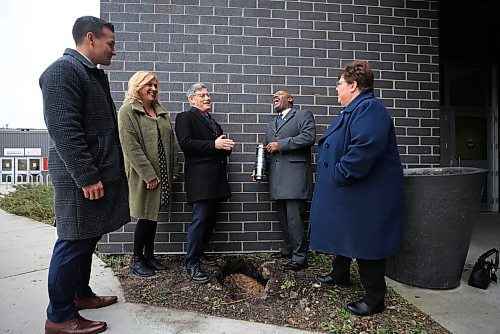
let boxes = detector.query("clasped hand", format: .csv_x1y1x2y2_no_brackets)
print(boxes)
146,177,160,189
266,142,279,153
82,181,104,200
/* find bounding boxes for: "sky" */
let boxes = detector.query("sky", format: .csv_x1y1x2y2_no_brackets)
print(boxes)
0,0,99,129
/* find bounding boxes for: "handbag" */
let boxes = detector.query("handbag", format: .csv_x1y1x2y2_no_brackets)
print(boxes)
468,248,498,289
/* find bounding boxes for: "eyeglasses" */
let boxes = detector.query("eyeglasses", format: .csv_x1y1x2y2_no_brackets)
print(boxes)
193,93,211,99
336,80,348,87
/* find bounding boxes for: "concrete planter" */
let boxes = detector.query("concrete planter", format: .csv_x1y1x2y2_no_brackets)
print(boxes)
386,167,488,289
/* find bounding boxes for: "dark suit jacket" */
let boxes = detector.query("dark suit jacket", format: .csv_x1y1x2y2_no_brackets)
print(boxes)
39,48,129,240
264,108,316,200
175,107,231,203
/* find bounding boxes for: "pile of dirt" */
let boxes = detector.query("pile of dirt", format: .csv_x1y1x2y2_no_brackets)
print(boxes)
109,253,450,334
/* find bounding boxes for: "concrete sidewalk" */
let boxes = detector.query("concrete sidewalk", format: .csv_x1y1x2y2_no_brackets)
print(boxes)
0,209,317,334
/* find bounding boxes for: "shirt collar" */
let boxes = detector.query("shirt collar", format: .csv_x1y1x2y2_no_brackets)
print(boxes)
75,50,94,66
280,108,292,118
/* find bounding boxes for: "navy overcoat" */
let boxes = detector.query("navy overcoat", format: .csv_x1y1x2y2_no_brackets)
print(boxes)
40,49,130,240
309,91,404,260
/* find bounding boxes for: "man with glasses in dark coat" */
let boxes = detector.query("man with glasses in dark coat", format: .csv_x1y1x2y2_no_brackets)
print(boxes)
175,83,234,284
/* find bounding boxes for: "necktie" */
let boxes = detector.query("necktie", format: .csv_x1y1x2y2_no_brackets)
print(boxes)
203,112,220,136
276,113,285,128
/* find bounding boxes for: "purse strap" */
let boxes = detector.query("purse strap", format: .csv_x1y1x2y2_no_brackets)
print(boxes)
477,248,499,269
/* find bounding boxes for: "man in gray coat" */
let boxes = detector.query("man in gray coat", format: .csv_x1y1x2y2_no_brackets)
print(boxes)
257,90,316,271
40,16,130,334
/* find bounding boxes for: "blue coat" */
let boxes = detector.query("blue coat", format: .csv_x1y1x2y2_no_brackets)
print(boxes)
309,91,404,260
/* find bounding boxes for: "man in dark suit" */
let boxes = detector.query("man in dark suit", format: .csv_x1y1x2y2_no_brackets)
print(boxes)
256,90,316,271
175,83,234,283
40,16,130,334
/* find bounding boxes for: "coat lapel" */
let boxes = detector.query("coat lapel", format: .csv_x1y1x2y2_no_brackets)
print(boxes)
319,92,375,144
319,111,349,144
276,108,296,132
190,107,215,134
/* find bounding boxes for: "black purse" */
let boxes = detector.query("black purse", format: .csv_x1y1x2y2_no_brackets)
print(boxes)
468,248,498,289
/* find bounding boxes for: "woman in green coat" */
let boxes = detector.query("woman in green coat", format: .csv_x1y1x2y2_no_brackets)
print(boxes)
118,71,179,277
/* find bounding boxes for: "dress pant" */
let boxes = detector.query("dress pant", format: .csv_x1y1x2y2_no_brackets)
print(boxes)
332,255,387,307
47,236,100,322
276,199,308,264
185,199,220,269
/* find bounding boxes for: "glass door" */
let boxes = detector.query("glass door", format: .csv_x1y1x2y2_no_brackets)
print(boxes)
1,158,14,184
28,158,42,183
440,64,498,211
15,158,28,184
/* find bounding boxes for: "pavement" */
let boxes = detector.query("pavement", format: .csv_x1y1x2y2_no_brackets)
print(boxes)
0,186,499,333
387,212,500,334
0,209,317,334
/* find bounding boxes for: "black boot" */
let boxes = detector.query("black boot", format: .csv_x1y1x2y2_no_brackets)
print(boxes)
129,255,155,277
145,254,168,271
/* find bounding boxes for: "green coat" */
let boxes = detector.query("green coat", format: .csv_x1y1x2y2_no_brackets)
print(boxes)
118,101,179,221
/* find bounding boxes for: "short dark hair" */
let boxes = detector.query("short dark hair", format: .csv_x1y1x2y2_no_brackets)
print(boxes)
72,16,115,45
339,60,374,93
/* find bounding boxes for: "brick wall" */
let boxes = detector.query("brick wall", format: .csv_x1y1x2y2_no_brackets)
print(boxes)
99,0,439,254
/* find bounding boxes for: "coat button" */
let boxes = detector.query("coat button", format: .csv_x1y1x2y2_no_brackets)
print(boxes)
325,143,330,148
323,162,328,168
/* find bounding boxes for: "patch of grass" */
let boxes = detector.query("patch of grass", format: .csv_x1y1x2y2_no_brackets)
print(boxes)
320,321,341,333
99,253,130,269
258,253,273,261
153,288,172,304
309,252,332,266
280,279,295,290
0,184,54,225
328,286,343,299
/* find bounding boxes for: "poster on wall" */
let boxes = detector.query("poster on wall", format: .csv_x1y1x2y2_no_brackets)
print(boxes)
25,148,42,156
4,148,24,156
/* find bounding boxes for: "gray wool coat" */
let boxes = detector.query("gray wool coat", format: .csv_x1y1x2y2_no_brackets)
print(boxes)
39,48,130,240
118,101,179,221
264,108,316,200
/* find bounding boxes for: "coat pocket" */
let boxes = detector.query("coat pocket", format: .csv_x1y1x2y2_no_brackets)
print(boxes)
289,158,307,163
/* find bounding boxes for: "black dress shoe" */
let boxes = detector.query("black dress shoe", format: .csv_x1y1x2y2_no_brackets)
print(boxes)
200,255,217,266
315,273,350,288
281,260,307,272
145,255,168,271
271,252,292,259
187,266,210,284
346,300,385,316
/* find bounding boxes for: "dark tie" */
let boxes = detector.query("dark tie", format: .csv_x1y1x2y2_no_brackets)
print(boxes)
276,113,284,128
203,112,220,136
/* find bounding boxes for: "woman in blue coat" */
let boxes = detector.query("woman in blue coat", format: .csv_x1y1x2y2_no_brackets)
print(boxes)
309,61,404,317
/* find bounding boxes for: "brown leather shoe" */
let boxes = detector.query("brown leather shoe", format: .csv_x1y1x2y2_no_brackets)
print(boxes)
74,294,118,310
45,315,107,334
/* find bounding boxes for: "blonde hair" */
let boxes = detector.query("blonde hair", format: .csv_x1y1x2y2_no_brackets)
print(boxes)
124,71,162,106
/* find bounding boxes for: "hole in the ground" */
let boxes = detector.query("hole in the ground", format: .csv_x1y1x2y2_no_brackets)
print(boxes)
217,258,269,300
